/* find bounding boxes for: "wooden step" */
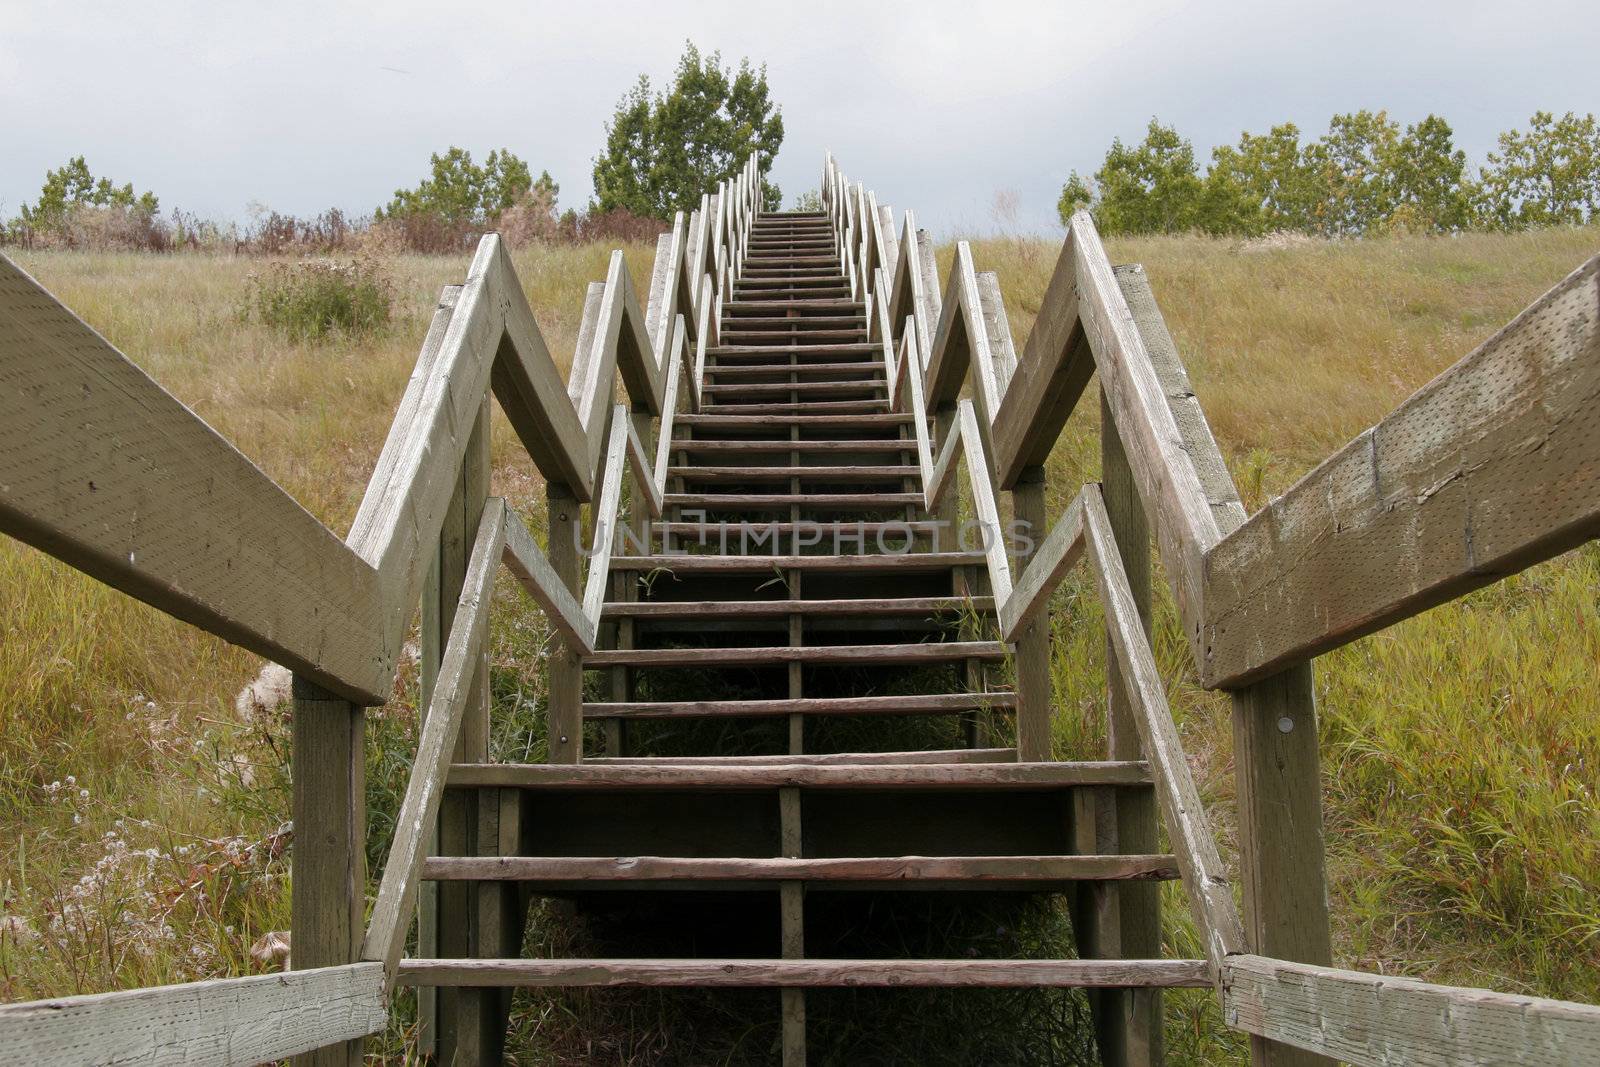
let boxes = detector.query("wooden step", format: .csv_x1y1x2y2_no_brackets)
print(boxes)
664,440,912,454
583,640,1006,669
706,361,884,379
725,299,864,312
737,275,845,287
716,314,866,327
700,381,884,397
397,958,1210,989
702,400,888,415
718,332,871,346
707,342,880,358
583,691,1013,720
665,465,912,481
422,854,1182,884
739,254,839,266
446,760,1152,790
602,595,992,620
608,551,979,572
676,413,911,429
664,491,920,508
583,747,1015,765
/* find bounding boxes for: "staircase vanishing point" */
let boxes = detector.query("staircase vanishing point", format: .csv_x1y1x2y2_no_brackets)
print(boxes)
406,209,1202,1063
3,150,1600,1067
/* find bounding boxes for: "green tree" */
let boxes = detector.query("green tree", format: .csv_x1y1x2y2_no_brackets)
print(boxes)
1387,115,1474,232
1081,119,1205,236
380,147,534,227
1305,110,1403,236
1201,123,1320,236
1055,171,1093,225
18,156,159,232
1478,111,1600,229
592,42,784,220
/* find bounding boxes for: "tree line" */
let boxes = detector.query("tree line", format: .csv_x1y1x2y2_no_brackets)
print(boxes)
3,42,783,253
1059,110,1600,237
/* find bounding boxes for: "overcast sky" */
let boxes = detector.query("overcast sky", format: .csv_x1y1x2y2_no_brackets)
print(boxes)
3,0,1597,235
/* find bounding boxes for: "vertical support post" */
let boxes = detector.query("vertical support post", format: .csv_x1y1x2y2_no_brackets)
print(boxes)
1011,465,1051,761
429,403,504,1064
779,786,806,1065
547,481,584,764
290,676,366,1067
1094,389,1162,1066
1232,663,1335,1067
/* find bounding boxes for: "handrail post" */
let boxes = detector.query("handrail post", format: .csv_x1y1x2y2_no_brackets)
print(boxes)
423,401,508,1063
1010,466,1051,761
547,480,585,763
1090,389,1164,1065
1231,665,1335,1067
289,676,366,1067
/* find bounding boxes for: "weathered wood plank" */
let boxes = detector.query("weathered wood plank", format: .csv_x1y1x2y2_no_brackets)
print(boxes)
1203,253,1600,688
422,854,1181,882
1000,492,1085,641
361,503,503,975
500,504,595,653
290,679,367,1067
1081,485,1245,968
991,233,1092,489
923,243,1004,429
583,640,1006,668
580,405,630,624
0,252,387,705
607,552,982,572
448,760,1151,790
0,963,387,1066
399,957,1209,989
583,692,1015,719
958,399,1014,605
600,596,993,619
584,747,1017,765
1222,954,1600,1067
566,250,660,476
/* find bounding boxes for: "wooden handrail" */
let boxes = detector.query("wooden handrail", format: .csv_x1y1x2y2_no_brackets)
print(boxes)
831,151,1600,1063
363,498,504,975
0,252,390,705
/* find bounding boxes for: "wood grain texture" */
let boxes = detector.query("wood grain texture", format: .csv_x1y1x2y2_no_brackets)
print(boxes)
1001,491,1085,641
583,640,1006,668
584,747,1017,765
399,958,1210,989
0,252,387,705
448,760,1152,790
500,503,595,653
290,679,367,1066
1082,486,1245,968
991,233,1092,489
1203,253,1600,688
1222,954,1600,1067
0,962,386,1066
361,503,502,975
583,692,1016,719
566,250,660,479
422,854,1181,883
958,400,1015,605
1069,212,1219,664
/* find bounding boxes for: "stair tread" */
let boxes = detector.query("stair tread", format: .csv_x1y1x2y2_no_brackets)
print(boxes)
447,760,1152,789
583,640,1007,668
666,464,912,478
601,595,994,618
583,691,1013,719
608,551,981,569
396,957,1209,989
421,853,1181,882
582,747,1015,765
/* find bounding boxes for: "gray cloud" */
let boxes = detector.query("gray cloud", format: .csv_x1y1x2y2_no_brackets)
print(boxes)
2,0,1595,236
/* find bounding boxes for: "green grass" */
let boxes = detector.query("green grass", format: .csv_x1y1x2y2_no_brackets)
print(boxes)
2,225,1598,1062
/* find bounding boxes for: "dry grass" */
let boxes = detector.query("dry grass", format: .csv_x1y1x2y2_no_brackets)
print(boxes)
2,225,1598,1062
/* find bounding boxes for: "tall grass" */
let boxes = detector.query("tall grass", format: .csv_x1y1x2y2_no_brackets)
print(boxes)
1,226,1597,1060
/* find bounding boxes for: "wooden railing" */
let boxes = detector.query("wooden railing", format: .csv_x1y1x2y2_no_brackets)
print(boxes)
0,154,762,1065
823,151,1600,1066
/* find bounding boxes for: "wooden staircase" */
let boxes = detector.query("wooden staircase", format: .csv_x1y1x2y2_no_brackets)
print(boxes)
406,211,1206,1063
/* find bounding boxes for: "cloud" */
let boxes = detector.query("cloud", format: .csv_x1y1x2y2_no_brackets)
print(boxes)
2,0,1596,235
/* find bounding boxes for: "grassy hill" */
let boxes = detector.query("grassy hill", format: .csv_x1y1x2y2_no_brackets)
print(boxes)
1,225,1596,1062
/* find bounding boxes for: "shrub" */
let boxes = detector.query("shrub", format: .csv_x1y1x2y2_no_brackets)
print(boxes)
247,257,392,341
